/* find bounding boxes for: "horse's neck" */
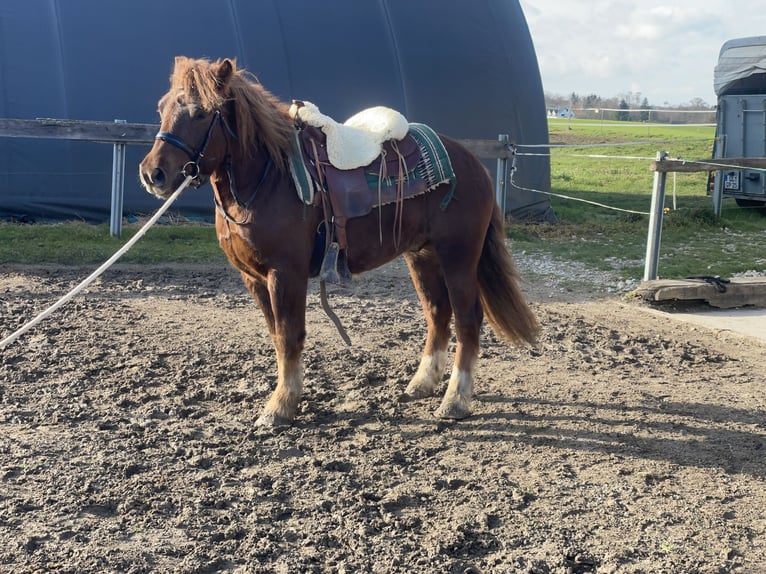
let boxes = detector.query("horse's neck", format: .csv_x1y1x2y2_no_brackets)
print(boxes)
228,149,271,190
209,150,261,214
211,149,297,219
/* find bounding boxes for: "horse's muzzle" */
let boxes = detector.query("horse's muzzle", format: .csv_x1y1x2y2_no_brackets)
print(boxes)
139,165,171,198
140,163,207,198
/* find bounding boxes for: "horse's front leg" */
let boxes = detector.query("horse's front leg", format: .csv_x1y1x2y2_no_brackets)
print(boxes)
253,269,308,427
240,272,275,337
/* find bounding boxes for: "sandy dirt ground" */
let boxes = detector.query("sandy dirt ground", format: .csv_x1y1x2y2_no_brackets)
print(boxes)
1,255,765,573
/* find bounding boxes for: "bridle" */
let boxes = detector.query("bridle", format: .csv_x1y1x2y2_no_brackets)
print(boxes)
155,105,273,225
155,109,237,184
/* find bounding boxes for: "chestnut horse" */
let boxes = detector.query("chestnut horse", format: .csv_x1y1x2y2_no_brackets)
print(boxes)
139,57,538,427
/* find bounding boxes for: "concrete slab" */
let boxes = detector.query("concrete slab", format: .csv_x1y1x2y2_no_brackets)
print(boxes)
645,307,766,343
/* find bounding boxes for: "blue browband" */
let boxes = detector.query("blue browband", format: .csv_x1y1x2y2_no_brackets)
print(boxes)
154,131,197,159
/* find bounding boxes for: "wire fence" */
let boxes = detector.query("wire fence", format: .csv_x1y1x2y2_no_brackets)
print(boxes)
507,136,766,217
500,133,766,281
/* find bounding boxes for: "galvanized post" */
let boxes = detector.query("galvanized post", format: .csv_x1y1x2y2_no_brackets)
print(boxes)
712,100,726,217
495,134,509,214
110,119,127,237
643,151,669,281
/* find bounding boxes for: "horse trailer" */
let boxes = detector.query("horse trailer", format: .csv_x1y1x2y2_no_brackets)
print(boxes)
712,36,766,212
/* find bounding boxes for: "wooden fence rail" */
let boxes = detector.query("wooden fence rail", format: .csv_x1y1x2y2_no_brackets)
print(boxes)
652,156,766,173
0,118,157,144
0,118,515,158
0,117,518,235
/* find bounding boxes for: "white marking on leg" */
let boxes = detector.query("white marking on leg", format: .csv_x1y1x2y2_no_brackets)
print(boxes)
404,350,447,398
259,357,303,426
436,364,474,420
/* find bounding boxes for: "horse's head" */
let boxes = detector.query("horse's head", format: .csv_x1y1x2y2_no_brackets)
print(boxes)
139,57,237,198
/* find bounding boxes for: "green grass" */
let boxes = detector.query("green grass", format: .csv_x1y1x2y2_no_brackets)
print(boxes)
1,117,764,283
0,221,224,265
547,117,715,216
509,118,766,280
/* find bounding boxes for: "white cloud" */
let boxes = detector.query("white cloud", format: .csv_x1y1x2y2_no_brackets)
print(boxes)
520,0,766,106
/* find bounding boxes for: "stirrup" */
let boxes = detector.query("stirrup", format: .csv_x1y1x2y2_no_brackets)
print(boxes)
320,242,352,286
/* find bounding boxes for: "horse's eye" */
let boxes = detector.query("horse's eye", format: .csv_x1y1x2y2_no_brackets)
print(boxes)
194,109,207,121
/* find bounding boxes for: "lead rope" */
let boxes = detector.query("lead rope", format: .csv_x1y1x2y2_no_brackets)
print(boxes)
1,175,194,349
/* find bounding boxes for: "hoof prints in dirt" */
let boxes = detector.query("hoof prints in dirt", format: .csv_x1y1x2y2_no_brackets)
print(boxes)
1,264,766,573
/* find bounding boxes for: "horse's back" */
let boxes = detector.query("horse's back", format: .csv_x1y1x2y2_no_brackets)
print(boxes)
428,134,498,241
440,134,496,203
343,135,496,274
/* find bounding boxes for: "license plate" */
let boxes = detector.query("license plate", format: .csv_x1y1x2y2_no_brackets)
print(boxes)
723,171,740,191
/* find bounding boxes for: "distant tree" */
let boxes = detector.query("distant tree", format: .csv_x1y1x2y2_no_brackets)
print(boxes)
685,97,712,109
570,92,581,108
640,97,651,122
544,92,570,110
583,93,601,108
616,99,630,121
543,90,714,123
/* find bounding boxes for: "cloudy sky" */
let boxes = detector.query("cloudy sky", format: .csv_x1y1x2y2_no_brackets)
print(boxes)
520,0,766,106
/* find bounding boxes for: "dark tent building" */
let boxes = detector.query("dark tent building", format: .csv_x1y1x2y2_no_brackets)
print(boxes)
0,0,552,222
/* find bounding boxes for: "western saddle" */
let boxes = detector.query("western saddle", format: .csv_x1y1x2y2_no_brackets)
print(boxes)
290,101,427,285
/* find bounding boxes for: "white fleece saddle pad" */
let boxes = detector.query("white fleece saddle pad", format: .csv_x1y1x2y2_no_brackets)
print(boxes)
289,100,409,170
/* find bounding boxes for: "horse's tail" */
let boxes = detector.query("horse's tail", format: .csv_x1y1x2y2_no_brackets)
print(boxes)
478,204,540,346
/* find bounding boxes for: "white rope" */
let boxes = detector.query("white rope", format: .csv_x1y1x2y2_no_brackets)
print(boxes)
509,171,650,216
519,151,657,161
518,137,714,150
0,176,193,350
508,137,766,215
518,149,766,173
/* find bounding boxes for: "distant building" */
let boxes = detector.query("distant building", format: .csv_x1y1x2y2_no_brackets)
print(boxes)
548,107,576,118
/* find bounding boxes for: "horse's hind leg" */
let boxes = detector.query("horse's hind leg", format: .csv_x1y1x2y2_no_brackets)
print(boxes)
401,250,452,400
433,246,483,420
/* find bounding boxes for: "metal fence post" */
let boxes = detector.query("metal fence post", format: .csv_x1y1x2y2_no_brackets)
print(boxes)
495,134,509,214
110,119,128,237
643,151,669,281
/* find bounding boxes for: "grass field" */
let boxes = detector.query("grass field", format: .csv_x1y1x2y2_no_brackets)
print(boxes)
0,221,224,266
1,117,764,282
510,118,766,280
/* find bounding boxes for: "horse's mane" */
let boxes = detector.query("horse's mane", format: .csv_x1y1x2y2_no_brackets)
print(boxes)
170,57,293,171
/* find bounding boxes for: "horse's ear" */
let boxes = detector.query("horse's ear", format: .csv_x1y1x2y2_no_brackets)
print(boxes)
214,58,235,92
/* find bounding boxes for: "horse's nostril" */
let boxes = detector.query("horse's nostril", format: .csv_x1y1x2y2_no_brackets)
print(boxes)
150,168,166,186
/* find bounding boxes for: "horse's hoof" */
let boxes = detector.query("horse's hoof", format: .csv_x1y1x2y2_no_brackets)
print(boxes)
399,384,434,403
399,391,423,403
434,401,471,420
401,382,436,401
255,412,293,428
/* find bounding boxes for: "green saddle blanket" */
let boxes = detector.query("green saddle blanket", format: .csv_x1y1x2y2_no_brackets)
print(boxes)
289,122,456,210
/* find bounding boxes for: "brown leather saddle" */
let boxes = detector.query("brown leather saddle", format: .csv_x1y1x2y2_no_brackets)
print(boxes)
294,116,428,284
298,123,426,215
